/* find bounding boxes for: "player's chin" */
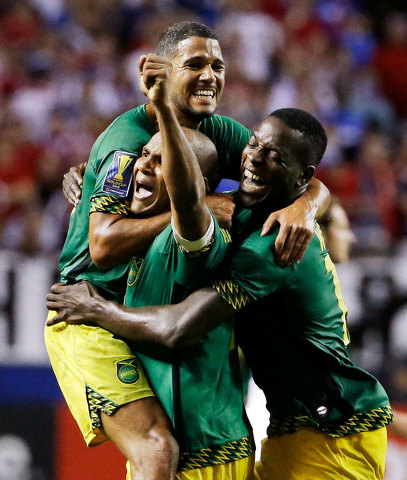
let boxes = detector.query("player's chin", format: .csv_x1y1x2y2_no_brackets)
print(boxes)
130,198,155,217
237,187,270,208
189,102,217,118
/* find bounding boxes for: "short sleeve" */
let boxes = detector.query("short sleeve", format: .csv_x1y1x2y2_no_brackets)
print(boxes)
212,230,290,310
89,150,139,215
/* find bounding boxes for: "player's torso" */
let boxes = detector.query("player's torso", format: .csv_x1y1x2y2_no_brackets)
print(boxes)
124,226,250,457
236,226,391,435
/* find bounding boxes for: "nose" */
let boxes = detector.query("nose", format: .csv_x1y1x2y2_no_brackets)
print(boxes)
136,154,154,175
200,64,215,82
246,148,263,165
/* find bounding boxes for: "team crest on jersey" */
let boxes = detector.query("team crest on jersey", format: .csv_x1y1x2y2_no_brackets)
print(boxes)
127,256,144,286
116,358,140,384
102,151,137,197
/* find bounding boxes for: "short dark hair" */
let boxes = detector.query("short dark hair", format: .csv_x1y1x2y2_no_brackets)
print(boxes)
156,21,218,58
270,108,327,166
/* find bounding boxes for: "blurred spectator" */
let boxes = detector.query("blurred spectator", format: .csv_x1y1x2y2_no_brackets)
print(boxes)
372,12,407,119
217,0,284,83
0,0,405,257
319,196,356,264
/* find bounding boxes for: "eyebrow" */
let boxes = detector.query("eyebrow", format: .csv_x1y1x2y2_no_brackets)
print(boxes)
253,133,284,156
182,55,225,66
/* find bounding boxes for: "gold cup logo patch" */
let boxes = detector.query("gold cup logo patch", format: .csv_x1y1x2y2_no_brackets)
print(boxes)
114,154,133,181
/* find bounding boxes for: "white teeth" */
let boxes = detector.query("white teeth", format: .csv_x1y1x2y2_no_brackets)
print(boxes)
193,90,214,98
243,177,262,191
244,169,262,182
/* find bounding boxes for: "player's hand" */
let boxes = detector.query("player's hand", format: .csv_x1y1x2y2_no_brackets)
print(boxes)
205,193,235,229
46,281,102,326
63,162,87,206
138,54,172,107
261,198,316,265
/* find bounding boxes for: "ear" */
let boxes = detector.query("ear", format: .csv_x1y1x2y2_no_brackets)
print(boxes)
298,165,315,186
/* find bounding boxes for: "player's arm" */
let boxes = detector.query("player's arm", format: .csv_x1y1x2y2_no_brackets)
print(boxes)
46,282,232,348
142,54,211,240
46,235,281,345
89,211,171,269
262,177,330,265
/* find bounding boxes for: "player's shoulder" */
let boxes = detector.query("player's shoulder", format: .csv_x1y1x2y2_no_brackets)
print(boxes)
105,104,152,138
202,114,251,134
240,228,278,260
91,105,155,162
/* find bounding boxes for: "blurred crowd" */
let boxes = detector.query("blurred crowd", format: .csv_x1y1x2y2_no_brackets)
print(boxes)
0,0,406,255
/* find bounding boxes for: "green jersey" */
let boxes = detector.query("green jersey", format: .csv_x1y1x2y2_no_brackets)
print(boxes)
213,218,393,438
59,105,251,301
125,223,253,471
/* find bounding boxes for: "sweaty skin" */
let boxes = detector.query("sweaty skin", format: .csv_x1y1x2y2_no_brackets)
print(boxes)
48,113,325,343
63,37,330,267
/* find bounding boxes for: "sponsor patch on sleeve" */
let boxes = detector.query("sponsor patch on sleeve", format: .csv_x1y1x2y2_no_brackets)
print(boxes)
102,151,138,197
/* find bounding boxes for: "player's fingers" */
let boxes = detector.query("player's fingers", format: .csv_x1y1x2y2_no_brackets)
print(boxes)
63,167,83,206
46,312,66,325
143,66,170,86
261,214,279,237
78,161,87,177
285,230,312,265
50,283,66,293
138,55,147,72
85,281,99,297
274,224,292,263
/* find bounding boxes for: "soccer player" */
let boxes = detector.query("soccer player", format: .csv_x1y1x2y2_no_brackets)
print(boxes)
46,20,329,479
48,108,393,480
44,47,229,480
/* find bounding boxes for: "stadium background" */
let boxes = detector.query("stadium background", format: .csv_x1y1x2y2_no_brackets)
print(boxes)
1,0,407,478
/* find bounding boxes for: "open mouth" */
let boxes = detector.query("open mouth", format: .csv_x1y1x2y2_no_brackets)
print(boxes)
134,181,153,199
242,168,266,191
192,89,215,100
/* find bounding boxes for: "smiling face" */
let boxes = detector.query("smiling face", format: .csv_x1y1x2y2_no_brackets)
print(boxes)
169,36,225,126
130,133,170,217
238,117,314,209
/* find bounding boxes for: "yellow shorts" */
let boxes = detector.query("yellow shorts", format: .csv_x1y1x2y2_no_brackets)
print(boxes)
254,427,387,480
44,311,155,447
126,455,254,480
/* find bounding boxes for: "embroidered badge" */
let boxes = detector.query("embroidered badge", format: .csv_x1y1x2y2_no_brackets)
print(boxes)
116,358,140,384
127,256,144,287
102,151,138,197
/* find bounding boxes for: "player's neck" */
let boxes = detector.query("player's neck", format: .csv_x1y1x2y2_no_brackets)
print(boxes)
145,103,201,130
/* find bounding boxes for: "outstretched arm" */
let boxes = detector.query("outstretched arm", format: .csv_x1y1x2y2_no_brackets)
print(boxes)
141,54,212,240
46,282,233,348
262,177,330,264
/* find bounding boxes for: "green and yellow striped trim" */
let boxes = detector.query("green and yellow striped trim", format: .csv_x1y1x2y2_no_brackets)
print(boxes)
90,195,132,216
267,405,393,438
178,435,254,471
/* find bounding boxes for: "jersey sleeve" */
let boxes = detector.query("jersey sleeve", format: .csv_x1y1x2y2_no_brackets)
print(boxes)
89,149,138,216
212,230,289,310
173,214,232,287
